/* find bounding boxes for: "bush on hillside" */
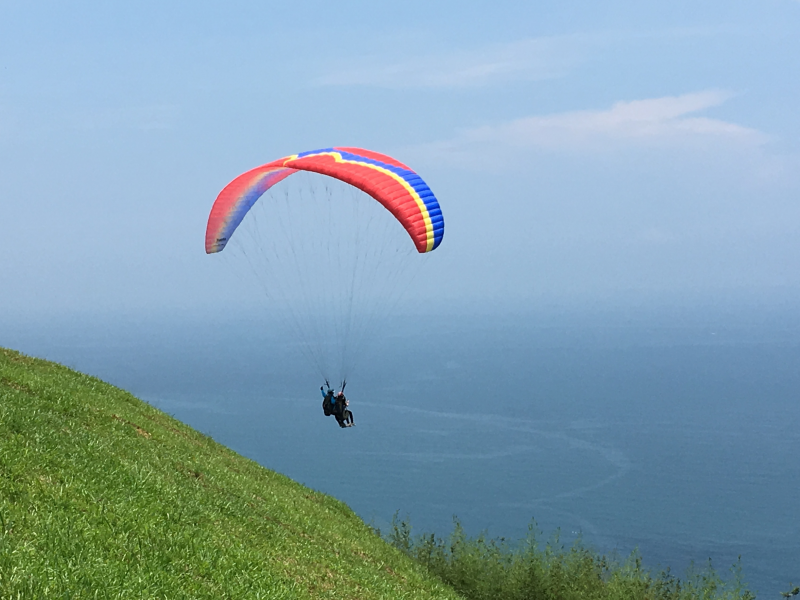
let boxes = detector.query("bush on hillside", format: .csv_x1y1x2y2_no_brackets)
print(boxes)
383,515,755,600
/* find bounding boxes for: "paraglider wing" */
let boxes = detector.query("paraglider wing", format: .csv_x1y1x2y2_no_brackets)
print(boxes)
205,147,444,254
205,163,296,254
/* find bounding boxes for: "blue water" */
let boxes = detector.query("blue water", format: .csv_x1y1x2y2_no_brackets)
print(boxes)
3,308,799,596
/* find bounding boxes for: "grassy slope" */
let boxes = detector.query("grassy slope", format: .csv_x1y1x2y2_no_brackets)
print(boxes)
0,347,459,599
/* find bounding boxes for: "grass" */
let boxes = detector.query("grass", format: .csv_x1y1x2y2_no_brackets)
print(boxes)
0,347,459,599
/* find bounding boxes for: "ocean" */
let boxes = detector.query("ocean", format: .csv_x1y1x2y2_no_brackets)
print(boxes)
3,306,798,596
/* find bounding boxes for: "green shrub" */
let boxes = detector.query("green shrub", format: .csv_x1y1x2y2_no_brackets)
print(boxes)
385,515,756,600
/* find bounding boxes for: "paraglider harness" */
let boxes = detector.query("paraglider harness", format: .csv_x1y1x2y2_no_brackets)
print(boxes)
321,381,336,416
321,380,351,427
321,379,345,417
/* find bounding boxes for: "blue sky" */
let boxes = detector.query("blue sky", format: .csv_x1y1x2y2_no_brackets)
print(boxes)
1,0,799,316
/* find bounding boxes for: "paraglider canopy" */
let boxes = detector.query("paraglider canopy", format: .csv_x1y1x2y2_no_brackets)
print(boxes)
206,147,444,255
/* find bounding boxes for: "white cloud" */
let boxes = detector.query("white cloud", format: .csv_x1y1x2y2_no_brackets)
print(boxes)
419,91,767,161
314,27,741,90
315,36,583,89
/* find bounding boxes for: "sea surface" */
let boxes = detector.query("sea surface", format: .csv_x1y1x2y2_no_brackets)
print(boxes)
3,307,799,596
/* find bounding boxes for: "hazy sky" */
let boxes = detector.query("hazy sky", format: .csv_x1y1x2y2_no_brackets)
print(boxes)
1,1,799,317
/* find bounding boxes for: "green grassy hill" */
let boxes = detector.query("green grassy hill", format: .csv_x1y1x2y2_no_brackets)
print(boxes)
0,347,459,599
